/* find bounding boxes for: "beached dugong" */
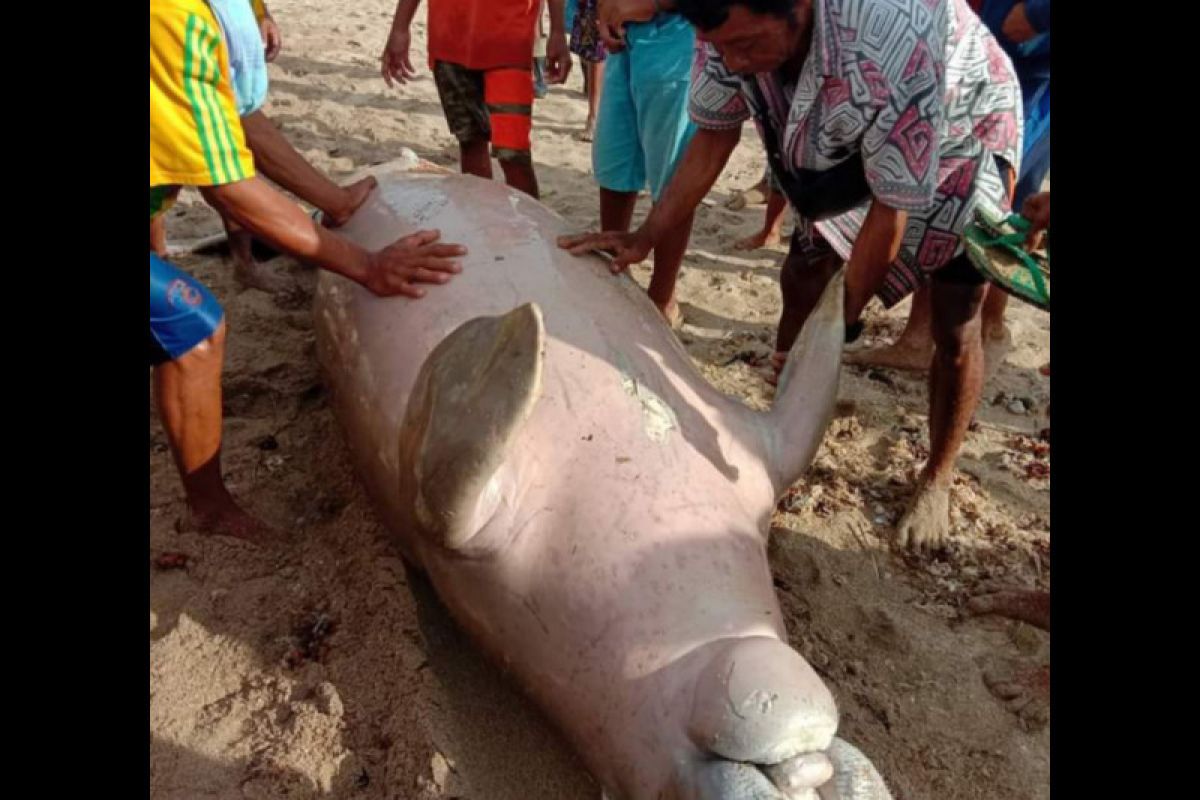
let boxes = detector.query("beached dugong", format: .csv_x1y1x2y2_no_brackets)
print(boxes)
313,165,892,800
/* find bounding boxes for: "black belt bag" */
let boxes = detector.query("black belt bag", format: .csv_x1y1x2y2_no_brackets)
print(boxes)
749,81,871,221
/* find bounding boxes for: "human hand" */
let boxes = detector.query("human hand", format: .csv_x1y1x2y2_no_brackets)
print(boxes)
546,32,572,84
557,228,653,273
597,0,656,53
260,15,282,61
365,229,467,297
381,27,417,87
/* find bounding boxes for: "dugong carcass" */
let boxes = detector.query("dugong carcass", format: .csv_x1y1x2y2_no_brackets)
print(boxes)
313,165,893,800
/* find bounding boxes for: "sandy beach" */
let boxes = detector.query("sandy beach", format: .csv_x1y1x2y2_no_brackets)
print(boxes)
150,2,1051,797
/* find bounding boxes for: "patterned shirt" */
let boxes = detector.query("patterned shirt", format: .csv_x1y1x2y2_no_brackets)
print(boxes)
689,0,1023,305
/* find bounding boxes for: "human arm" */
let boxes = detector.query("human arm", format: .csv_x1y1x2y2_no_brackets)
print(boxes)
557,126,741,270
202,177,465,298
545,0,572,83
381,0,423,87
843,201,907,325
596,0,675,52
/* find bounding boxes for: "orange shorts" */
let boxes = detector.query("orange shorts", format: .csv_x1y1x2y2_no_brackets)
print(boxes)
432,61,534,163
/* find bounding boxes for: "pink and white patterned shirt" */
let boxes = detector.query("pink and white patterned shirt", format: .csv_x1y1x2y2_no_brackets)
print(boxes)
689,0,1023,305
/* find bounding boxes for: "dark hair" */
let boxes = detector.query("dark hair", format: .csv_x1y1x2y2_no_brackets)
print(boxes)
676,0,798,31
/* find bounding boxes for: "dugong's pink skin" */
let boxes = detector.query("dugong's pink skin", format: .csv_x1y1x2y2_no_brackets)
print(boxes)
314,170,889,800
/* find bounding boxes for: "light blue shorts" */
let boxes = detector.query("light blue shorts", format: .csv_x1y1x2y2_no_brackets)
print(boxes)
592,14,696,201
209,0,269,117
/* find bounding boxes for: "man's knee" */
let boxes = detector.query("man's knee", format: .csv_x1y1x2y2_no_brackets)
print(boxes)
178,320,227,366
931,311,982,367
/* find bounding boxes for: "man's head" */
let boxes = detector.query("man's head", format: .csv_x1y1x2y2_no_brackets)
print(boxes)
677,0,813,75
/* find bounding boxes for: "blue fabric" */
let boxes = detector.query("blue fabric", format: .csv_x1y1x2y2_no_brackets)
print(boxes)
209,0,269,117
564,0,577,37
978,0,1050,197
149,253,224,364
979,0,1050,87
592,14,696,200
1024,0,1051,33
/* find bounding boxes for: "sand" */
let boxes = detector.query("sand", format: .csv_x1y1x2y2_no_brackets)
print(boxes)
150,3,1051,798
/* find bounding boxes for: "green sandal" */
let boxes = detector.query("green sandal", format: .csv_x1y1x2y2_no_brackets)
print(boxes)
964,209,1050,311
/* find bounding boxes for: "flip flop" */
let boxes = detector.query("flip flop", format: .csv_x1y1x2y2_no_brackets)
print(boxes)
964,209,1050,311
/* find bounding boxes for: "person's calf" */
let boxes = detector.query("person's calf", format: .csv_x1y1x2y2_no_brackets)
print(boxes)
646,210,695,325
225,220,291,294
499,156,539,199
776,250,840,354
459,139,494,181
150,215,168,257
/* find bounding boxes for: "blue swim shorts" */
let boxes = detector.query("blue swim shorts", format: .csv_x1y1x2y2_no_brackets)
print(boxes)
149,253,224,365
592,14,696,202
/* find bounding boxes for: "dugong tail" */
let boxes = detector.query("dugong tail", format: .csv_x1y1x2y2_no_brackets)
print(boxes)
762,270,846,497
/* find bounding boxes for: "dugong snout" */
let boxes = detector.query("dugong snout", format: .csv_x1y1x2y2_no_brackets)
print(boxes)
688,637,837,763
675,638,892,800
683,739,892,800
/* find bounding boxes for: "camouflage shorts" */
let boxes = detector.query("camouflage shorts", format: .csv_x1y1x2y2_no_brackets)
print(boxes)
432,61,533,164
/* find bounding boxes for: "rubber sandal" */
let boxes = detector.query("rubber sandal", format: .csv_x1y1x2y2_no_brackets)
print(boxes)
964,209,1050,311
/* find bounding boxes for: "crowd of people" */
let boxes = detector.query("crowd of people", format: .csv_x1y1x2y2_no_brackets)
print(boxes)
150,0,1050,567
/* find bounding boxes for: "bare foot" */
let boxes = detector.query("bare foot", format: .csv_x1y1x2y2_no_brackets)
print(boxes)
982,661,1050,732
183,503,281,545
968,588,1050,631
734,229,782,251
322,176,378,229
234,255,294,294
655,296,683,329
844,338,934,371
725,179,769,211
895,478,950,552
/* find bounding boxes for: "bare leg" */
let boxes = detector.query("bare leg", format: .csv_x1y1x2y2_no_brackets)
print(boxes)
225,216,291,293
776,247,841,356
153,322,276,542
578,60,604,141
968,588,1050,631
460,138,494,181
600,186,638,233
980,284,1012,381
764,246,840,385
646,209,695,324
726,170,770,211
499,158,540,199
239,110,375,226
150,215,168,257
599,188,681,322
896,278,988,552
844,285,935,371
735,190,787,250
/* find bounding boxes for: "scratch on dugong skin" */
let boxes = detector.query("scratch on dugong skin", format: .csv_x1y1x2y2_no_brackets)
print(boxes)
619,371,679,444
